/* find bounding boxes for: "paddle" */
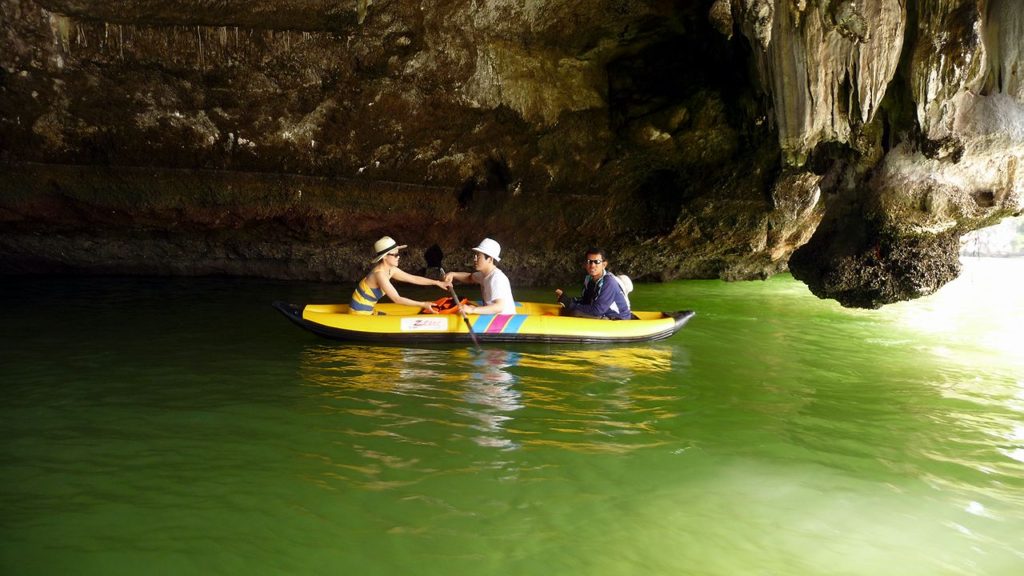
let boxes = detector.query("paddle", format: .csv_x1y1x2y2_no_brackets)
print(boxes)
440,268,481,350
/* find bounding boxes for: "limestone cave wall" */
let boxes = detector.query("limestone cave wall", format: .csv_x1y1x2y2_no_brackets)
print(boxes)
1,0,1021,307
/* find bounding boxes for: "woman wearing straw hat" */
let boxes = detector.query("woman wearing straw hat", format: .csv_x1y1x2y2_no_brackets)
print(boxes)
349,236,452,315
443,238,517,315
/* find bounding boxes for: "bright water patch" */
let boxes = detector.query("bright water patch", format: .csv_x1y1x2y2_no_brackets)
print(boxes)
1,260,1022,575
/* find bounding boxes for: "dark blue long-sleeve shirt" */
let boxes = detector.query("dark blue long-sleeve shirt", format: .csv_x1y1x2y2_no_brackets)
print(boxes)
561,272,632,319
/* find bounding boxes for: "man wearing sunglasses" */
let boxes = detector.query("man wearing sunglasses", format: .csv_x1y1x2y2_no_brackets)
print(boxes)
555,247,632,320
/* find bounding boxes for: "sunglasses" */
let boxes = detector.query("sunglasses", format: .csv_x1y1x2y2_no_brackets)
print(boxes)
585,259,604,265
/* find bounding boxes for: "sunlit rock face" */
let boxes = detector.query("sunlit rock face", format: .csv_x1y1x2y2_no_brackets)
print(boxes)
785,0,1023,307
726,0,905,165
1,0,1021,307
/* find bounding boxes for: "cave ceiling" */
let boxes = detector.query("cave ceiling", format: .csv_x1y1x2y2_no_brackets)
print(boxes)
1,0,1021,307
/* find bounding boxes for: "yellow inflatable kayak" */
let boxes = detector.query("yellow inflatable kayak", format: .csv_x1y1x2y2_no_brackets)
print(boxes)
272,300,694,344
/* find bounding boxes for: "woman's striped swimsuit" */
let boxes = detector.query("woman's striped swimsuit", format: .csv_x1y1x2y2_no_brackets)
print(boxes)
349,276,385,315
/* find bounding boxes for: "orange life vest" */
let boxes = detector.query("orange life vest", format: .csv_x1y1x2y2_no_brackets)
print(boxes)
421,296,469,314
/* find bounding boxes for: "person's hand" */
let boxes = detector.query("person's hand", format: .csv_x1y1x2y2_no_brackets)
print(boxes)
444,272,456,284
437,280,452,290
459,303,475,315
421,302,438,314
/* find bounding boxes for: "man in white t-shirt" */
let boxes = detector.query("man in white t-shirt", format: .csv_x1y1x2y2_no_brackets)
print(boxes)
443,238,517,315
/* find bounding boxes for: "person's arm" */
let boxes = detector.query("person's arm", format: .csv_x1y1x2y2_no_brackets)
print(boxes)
558,279,586,309
566,279,618,317
462,271,514,315
448,271,493,313
444,271,475,284
461,299,507,315
614,287,632,319
392,267,451,291
374,270,438,313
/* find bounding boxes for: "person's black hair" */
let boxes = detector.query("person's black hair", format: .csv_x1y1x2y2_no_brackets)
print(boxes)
584,247,607,260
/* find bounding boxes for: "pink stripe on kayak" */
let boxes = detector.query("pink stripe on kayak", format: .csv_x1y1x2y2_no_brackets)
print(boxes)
485,314,513,333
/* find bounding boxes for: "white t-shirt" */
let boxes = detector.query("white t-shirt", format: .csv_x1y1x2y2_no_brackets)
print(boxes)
472,268,516,315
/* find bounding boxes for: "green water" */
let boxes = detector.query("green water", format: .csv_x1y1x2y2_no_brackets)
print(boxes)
2,258,1022,575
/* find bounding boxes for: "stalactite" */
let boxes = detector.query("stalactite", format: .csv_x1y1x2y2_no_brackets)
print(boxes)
48,13,72,54
196,25,203,68
357,0,373,25
730,0,904,165
912,1,988,140
986,0,1024,99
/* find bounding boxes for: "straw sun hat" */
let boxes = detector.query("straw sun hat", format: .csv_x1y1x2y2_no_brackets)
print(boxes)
372,236,408,263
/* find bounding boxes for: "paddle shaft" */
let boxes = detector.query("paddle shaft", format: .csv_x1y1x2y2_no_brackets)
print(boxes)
441,269,481,350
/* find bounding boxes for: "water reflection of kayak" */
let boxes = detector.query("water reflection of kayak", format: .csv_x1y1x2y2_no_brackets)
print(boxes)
273,300,694,344
513,345,674,374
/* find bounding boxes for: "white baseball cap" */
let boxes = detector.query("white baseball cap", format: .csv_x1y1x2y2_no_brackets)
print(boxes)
472,238,502,261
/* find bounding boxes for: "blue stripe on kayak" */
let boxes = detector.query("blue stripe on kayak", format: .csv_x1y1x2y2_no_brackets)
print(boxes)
504,314,527,334
472,314,494,332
